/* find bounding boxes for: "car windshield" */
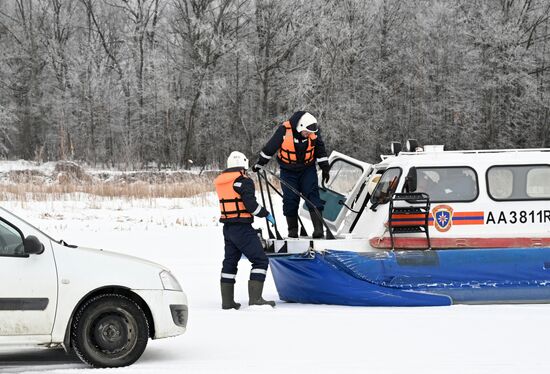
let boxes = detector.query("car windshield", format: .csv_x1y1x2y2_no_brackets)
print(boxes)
0,206,60,243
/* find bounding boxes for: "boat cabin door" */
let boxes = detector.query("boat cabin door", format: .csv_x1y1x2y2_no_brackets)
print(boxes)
299,151,372,233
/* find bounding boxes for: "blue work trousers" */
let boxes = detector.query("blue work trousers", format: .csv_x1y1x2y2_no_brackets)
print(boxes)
221,223,269,284
280,165,324,217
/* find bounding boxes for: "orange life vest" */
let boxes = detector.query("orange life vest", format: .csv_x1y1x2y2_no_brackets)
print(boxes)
214,170,252,219
277,121,317,165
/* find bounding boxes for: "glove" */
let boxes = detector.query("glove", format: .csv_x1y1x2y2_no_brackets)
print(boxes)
266,213,275,225
322,168,330,184
252,163,262,172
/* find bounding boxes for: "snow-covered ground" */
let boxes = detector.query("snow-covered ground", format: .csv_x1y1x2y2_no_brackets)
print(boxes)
1,194,550,373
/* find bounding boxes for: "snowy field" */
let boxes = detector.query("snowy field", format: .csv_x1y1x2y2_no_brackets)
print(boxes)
1,193,550,373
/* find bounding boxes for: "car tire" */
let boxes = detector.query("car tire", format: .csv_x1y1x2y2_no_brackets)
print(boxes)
71,293,149,368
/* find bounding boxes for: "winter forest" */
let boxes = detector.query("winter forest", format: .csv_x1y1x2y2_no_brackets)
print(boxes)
1,0,550,168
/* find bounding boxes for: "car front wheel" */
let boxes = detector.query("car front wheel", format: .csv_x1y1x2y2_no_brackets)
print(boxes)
71,293,149,368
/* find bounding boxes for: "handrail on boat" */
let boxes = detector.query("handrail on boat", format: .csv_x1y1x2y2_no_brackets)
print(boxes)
255,166,336,240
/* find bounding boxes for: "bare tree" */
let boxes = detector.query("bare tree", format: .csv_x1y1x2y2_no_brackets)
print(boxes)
1,0,550,166
171,0,242,168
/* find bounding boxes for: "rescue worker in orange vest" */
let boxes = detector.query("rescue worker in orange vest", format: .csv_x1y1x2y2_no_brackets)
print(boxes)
214,151,276,310
253,111,330,238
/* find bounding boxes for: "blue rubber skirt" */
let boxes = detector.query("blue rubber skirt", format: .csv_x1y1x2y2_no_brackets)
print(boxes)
269,248,550,306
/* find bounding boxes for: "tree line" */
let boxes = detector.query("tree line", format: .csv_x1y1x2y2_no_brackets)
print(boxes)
0,0,549,168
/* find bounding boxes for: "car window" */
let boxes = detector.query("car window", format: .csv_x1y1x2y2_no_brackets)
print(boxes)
323,160,363,196
0,219,24,257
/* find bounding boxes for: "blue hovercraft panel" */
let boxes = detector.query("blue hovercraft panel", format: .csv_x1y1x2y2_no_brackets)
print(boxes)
269,252,452,306
269,248,550,306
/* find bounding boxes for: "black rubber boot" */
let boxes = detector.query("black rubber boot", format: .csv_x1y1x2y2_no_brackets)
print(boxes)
248,280,276,307
310,211,325,239
221,282,241,310
286,216,298,238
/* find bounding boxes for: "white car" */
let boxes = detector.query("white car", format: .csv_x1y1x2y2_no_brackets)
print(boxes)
0,207,188,368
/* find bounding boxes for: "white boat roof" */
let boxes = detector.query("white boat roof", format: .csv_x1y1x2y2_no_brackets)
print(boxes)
378,148,550,169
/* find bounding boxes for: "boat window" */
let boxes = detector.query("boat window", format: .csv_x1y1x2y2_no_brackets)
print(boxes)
412,167,478,202
370,168,401,205
527,168,550,198
488,165,550,200
487,168,514,199
323,159,364,196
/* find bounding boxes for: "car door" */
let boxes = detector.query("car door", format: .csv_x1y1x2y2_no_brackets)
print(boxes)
300,151,372,233
0,216,57,341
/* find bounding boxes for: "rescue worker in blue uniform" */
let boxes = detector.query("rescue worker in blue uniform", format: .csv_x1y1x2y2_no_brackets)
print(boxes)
214,151,276,310
253,111,330,238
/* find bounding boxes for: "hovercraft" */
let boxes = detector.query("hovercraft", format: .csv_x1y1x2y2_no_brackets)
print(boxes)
257,142,550,306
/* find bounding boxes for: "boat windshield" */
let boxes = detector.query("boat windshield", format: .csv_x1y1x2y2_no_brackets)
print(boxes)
370,168,402,205
323,159,364,196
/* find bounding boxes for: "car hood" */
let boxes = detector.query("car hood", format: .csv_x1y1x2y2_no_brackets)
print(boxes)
74,246,170,272
52,244,172,291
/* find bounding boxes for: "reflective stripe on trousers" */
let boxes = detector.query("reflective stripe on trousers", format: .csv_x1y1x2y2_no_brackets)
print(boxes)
221,223,269,283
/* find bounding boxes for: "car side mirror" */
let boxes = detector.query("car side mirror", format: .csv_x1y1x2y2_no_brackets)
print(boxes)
24,235,44,255
405,167,417,192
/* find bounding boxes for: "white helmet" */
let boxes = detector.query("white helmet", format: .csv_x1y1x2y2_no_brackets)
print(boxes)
227,151,249,170
296,112,318,133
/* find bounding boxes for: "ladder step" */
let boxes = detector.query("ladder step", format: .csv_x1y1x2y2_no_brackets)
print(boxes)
391,226,426,233
389,193,432,249
391,193,430,202
392,208,427,214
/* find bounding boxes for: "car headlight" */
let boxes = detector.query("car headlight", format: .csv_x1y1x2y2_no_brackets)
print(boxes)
160,271,182,291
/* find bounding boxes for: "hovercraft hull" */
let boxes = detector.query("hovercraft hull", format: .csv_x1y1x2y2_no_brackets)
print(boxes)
269,248,550,306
